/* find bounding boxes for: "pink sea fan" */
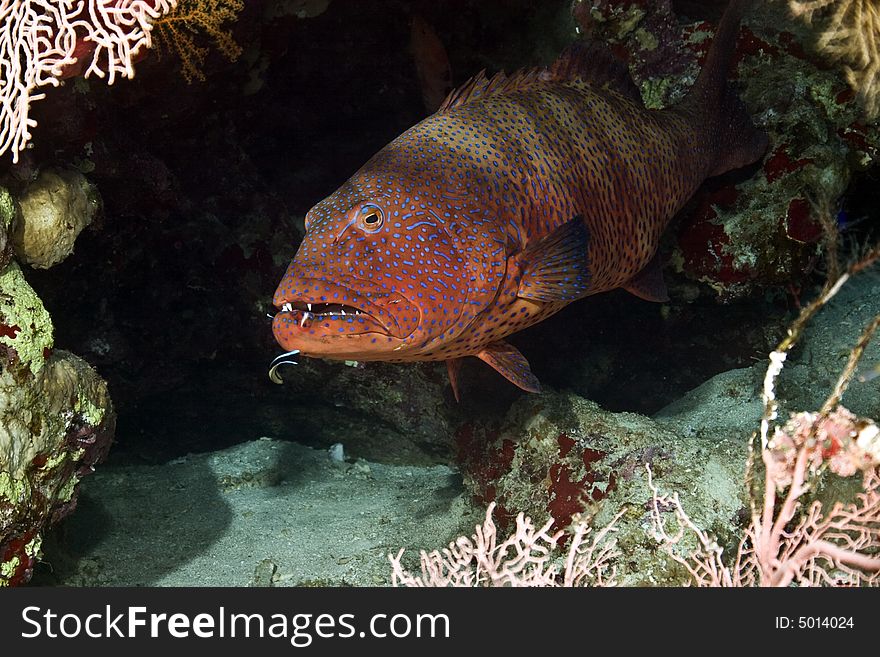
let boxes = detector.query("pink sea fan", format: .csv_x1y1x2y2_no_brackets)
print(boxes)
649,406,880,587
0,0,177,162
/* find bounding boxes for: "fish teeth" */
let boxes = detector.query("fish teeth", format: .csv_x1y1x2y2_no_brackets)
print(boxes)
282,302,293,312
300,311,314,327
307,303,312,311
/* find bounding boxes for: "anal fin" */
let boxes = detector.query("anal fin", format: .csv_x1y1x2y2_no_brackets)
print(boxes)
622,253,669,302
477,341,541,393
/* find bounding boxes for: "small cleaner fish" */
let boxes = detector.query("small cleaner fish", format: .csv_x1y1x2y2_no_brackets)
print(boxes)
270,0,767,399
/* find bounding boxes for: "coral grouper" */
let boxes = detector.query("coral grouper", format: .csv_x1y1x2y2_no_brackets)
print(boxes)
271,0,767,398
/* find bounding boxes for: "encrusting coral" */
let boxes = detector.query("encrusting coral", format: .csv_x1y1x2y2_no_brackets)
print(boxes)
12,169,100,269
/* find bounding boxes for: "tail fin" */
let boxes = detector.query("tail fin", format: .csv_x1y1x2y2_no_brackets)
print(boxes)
680,0,768,176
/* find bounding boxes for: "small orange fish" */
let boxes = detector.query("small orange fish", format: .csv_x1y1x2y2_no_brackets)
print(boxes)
271,0,766,399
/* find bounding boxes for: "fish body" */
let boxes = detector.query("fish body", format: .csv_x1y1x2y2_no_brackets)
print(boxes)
272,0,766,396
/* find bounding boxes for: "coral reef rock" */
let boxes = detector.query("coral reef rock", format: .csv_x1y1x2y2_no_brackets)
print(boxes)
0,257,114,586
275,358,457,464
456,391,753,585
582,0,879,299
12,169,100,269
0,188,14,271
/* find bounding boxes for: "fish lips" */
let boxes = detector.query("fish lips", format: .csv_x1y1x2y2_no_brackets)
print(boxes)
273,281,418,340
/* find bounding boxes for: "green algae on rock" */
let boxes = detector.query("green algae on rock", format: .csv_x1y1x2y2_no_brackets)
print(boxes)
0,197,115,585
0,350,115,586
0,187,15,271
0,261,53,377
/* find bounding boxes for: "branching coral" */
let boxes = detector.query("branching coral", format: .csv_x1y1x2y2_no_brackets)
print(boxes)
389,503,623,587
153,0,244,83
790,0,880,118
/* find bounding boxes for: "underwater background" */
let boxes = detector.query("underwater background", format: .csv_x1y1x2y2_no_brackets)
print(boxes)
1,0,878,586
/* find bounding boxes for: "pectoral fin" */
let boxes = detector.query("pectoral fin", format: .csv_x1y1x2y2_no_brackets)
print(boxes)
517,217,591,302
476,340,541,393
621,253,669,302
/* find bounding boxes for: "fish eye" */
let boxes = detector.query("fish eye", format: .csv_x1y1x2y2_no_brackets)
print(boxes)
357,204,384,232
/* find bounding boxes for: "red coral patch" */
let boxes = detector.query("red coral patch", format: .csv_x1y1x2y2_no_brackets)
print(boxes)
838,123,873,154
1,528,39,586
785,198,822,244
678,184,752,284
0,323,20,339
732,27,779,70
764,145,813,183
546,446,617,531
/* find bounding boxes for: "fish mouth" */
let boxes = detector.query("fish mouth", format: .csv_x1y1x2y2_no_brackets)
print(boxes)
276,300,390,332
273,278,419,341
272,275,423,359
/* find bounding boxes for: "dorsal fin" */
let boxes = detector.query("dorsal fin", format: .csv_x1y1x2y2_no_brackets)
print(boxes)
438,68,544,112
546,41,641,102
438,40,640,113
